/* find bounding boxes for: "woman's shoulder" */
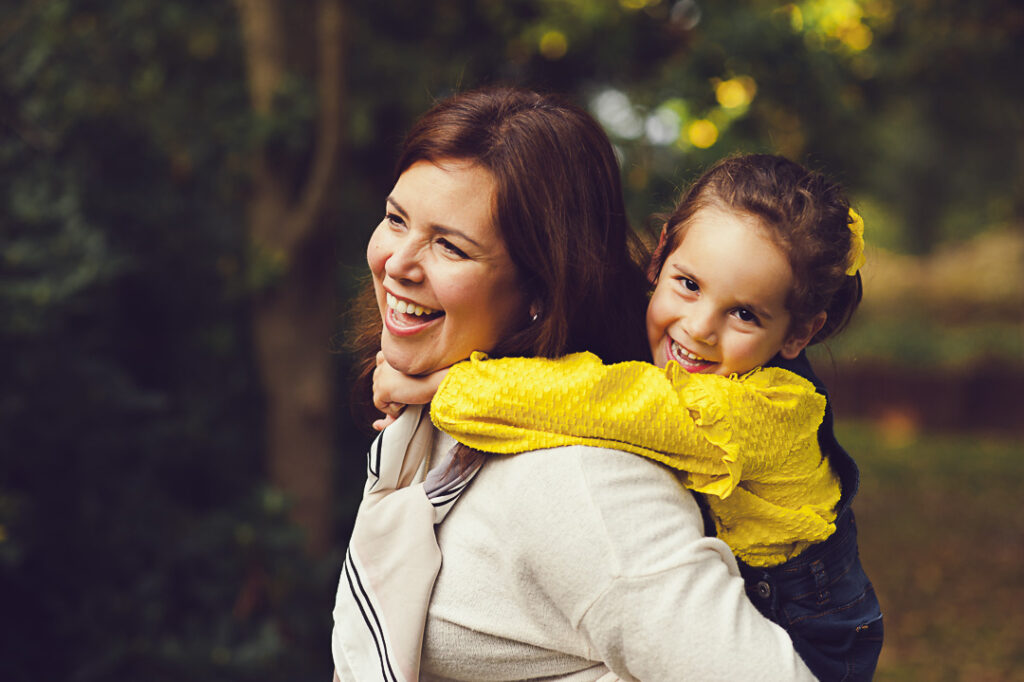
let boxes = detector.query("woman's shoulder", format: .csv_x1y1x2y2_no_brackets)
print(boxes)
483,443,691,498
471,445,718,575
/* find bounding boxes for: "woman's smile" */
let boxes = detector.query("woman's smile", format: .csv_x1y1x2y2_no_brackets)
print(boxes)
383,291,443,335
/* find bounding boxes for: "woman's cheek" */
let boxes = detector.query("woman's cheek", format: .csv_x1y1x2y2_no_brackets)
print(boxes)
366,223,390,275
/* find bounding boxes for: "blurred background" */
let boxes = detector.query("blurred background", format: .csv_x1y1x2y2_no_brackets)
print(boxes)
1,0,1021,680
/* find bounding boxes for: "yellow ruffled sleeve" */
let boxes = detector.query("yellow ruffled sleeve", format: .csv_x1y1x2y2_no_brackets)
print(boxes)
429,351,826,502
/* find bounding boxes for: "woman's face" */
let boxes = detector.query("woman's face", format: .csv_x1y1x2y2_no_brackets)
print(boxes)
368,159,529,376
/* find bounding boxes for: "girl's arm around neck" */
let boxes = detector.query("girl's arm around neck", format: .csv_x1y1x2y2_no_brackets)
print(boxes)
430,350,826,499
372,350,449,430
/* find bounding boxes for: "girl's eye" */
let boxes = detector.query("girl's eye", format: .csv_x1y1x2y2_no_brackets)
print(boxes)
385,212,405,228
734,308,760,325
437,238,468,259
678,277,699,292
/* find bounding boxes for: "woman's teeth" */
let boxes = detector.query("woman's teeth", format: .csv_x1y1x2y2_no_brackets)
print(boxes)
671,340,711,364
386,292,437,317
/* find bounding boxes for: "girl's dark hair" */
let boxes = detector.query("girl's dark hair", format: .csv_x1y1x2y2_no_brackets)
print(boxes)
350,87,651,420
651,154,862,344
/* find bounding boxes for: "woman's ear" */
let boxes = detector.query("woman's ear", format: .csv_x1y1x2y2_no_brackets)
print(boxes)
780,311,827,359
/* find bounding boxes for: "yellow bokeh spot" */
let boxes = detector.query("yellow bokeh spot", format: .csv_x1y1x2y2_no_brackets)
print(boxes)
839,22,873,50
790,0,881,54
715,77,756,109
687,120,719,149
539,30,568,60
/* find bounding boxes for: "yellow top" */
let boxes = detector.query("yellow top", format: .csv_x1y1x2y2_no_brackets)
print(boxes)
430,351,841,567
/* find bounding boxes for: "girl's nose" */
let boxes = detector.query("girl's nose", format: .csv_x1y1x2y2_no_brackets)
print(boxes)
685,306,718,346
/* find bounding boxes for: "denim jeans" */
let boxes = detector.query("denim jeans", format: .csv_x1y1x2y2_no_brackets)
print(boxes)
738,508,884,681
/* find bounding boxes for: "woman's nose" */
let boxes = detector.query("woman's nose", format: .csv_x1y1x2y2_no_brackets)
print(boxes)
384,237,424,282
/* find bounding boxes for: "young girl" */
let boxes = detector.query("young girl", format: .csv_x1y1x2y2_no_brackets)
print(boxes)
373,154,883,680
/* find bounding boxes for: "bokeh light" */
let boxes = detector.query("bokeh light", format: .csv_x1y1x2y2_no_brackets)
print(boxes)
539,30,568,59
686,119,719,148
714,76,757,109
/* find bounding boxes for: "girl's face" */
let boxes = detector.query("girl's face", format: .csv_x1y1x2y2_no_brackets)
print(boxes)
368,159,529,376
646,206,817,376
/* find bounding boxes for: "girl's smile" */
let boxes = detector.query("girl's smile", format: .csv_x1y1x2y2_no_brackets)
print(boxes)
664,337,717,372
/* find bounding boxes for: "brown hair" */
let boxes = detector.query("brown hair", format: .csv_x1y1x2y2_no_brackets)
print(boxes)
651,154,862,344
350,87,651,419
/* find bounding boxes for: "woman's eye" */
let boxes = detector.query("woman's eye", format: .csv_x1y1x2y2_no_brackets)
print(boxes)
437,238,468,259
385,212,405,228
734,308,760,325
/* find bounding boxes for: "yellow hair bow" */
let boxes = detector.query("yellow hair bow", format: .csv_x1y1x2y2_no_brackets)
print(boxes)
846,208,866,276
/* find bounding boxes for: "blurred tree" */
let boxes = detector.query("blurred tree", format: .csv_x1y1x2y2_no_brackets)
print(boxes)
233,0,344,556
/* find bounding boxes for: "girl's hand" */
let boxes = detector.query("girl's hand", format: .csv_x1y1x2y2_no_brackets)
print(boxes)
371,351,449,430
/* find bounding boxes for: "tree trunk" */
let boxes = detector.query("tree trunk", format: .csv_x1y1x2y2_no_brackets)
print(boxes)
235,0,345,555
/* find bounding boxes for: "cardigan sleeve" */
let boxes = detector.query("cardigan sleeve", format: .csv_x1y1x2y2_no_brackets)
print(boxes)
430,351,826,499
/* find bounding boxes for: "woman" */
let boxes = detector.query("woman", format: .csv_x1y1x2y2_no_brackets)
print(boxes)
333,87,814,681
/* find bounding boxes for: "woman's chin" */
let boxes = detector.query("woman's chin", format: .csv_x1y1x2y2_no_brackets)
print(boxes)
380,344,443,378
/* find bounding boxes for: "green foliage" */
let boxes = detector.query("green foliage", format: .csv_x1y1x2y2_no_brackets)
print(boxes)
0,2,340,679
342,0,1024,251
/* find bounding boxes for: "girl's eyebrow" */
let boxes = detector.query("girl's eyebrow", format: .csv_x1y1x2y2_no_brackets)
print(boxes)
669,263,691,277
386,196,482,248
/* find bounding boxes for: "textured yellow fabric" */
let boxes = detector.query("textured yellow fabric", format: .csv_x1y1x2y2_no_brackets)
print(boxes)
430,351,841,567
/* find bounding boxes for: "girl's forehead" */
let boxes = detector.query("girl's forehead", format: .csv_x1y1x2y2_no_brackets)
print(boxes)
671,209,793,294
678,206,772,246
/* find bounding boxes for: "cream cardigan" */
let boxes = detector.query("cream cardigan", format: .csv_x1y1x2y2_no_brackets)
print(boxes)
418,439,813,680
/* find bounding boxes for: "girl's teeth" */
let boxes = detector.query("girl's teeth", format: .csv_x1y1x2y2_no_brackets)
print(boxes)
386,293,436,317
671,340,710,363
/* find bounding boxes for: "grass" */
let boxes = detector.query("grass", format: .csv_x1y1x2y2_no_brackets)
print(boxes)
839,420,1024,681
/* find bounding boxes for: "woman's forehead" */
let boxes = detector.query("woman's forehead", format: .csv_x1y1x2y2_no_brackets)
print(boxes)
391,160,499,241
